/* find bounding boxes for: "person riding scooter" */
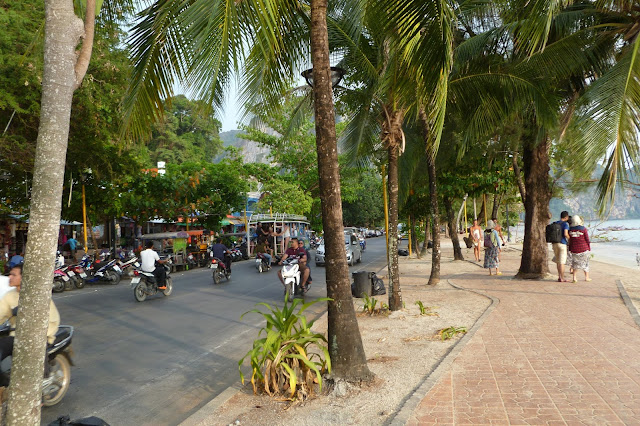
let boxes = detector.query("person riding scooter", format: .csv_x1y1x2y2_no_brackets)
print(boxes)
211,238,232,276
278,238,310,293
0,264,60,385
255,237,273,266
140,241,168,290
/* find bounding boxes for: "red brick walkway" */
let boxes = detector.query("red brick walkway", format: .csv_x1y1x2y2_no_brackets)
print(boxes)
407,255,640,425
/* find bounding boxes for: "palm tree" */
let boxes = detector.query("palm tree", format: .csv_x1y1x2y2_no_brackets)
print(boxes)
125,0,373,382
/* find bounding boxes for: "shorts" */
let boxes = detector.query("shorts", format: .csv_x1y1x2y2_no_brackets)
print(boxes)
552,243,567,265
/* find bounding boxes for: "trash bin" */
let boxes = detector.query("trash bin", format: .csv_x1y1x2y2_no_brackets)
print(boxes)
352,271,374,298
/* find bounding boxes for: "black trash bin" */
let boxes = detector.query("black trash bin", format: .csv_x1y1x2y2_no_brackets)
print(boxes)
352,271,374,298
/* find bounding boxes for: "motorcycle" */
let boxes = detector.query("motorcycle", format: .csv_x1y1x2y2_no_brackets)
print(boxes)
117,255,140,276
280,258,303,302
52,252,73,293
130,258,173,302
210,256,231,284
79,254,122,285
0,322,74,406
255,253,271,273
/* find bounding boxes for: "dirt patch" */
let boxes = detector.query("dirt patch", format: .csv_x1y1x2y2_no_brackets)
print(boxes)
202,246,491,426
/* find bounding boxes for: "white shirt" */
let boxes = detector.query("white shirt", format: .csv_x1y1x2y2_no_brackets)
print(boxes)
140,248,160,272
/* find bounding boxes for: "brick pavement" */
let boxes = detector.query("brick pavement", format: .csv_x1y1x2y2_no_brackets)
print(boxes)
406,248,640,425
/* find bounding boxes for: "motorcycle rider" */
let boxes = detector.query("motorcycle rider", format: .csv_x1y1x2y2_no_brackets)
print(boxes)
298,239,312,292
0,264,60,385
140,240,168,290
277,238,310,293
255,237,273,266
211,238,232,275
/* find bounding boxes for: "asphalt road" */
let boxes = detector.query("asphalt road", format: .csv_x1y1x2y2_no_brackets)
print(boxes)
41,237,388,425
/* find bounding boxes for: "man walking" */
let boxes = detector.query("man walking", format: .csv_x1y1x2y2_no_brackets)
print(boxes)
552,211,571,282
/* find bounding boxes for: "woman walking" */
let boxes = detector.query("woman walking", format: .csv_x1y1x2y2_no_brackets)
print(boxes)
483,220,502,275
568,215,591,282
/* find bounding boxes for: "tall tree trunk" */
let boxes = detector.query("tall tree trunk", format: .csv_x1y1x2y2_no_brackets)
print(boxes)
512,152,526,204
491,193,500,220
310,0,372,382
516,136,551,279
411,216,421,259
444,196,463,261
421,213,430,256
420,110,440,285
6,1,93,423
476,195,486,224
426,154,441,285
386,144,401,310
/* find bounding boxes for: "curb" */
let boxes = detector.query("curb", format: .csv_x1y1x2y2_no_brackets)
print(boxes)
179,384,242,426
616,279,640,329
385,274,499,426
179,264,388,426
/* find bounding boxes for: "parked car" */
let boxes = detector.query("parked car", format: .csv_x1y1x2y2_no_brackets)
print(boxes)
315,233,363,266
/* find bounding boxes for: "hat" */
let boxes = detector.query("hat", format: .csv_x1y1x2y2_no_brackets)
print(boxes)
486,220,495,230
571,215,583,226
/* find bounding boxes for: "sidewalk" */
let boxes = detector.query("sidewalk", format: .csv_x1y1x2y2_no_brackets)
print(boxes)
405,247,640,425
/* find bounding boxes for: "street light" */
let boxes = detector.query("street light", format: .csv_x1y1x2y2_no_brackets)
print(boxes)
301,66,346,88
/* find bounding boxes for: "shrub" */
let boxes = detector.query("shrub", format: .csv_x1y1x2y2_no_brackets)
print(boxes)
239,297,331,400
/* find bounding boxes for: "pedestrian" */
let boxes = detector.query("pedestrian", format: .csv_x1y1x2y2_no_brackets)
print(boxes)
483,220,502,276
552,211,571,282
568,215,591,282
66,235,78,262
469,219,483,262
636,252,640,267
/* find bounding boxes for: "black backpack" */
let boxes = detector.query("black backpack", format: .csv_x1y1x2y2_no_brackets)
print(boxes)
545,222,563,243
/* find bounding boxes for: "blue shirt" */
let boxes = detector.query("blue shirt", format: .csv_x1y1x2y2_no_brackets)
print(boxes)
67,238,77,250
211,243,228,260
557,220,570,245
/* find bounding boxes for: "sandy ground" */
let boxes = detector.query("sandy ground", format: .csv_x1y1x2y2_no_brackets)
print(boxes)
189,239,640,426
195,241,492,426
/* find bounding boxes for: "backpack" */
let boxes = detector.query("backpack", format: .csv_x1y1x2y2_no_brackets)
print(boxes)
545,221,563,243
484,231,494,248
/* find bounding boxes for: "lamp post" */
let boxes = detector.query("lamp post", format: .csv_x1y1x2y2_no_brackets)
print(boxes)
301,66,346,89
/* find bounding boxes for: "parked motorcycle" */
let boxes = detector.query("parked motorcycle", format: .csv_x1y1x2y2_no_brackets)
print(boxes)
0,322,74,406
210,256,231,284
79,254,122,285
255,253,271,273
117,255,140,276
130,258,173,302
280,258,303,302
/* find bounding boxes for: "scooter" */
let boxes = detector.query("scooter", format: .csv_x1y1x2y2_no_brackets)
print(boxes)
79,254,122,285
255,253,271,273
0,322,74,406
117,253,140,276
280,258,302,302
130,258,173,302
210,255,231,284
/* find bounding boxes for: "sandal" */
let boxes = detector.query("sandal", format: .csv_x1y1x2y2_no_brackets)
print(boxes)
572,279,578,283
496,272,502,276
585,278,592,282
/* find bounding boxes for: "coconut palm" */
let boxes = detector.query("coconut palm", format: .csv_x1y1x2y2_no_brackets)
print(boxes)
124,0,373,382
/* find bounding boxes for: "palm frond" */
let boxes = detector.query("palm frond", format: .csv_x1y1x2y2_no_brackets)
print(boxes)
568,38,640,213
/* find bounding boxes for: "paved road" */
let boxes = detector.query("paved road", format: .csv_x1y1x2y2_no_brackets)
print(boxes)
42,237,388,425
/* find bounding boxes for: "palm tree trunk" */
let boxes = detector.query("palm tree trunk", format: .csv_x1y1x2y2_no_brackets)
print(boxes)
411,216,421,259
491,193,500,220
6,1,89,423
512,152,526,204
426,154,441,285
516,136,551,279
421,219,429,255
309,0,372,382
386,145,401,310
444,196,463,260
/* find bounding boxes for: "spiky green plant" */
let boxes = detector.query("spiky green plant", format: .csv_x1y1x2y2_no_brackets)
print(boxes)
362,294,379,315
415,300,439,316
438,326,467,341
239,297,331,400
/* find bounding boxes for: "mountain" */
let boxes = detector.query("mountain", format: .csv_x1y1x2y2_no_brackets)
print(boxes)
217,130,271,164
551,168,640,219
